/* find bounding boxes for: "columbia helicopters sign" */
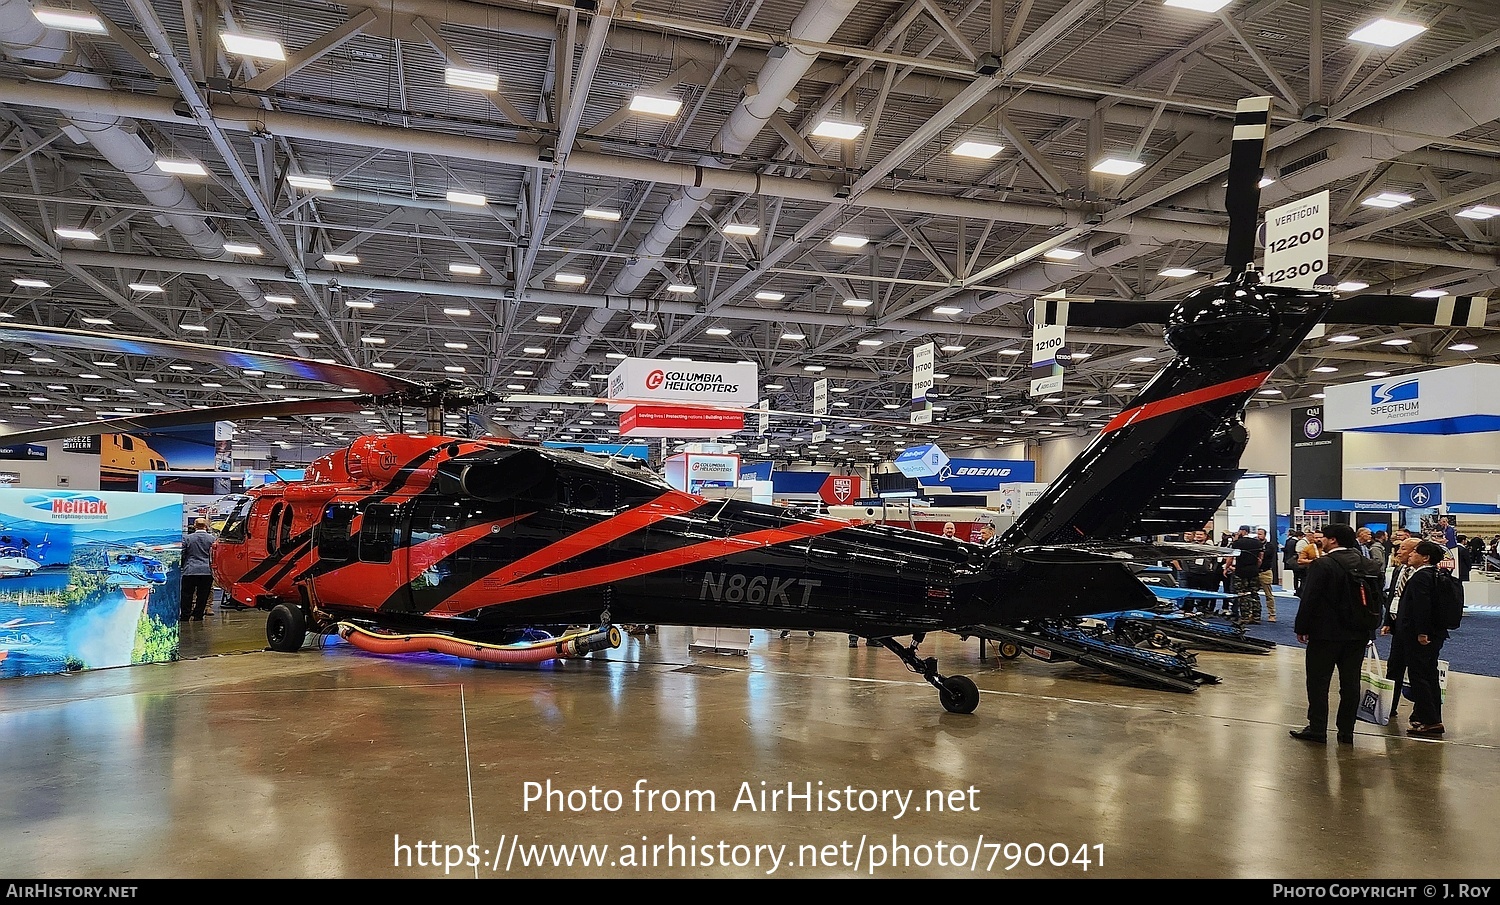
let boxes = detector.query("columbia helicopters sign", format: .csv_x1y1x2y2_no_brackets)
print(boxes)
1324,363,1500,434
607,358,758,410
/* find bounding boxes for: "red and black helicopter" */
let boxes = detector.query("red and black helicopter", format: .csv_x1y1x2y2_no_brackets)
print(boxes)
0,97,1487,713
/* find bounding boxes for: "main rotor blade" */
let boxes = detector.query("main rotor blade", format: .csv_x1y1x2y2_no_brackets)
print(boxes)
1223,96,1273,274
0,323,422,396
0,397,375,444
1325,294,1491,328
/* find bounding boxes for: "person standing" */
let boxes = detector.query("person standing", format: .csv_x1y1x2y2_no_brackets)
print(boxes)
1283,527,1302,588
1295,527,1322,591
1389,540,1454,737
1290,523,1372,745
1254,527,1277,622
1229,526,1266,623
1437,516,1458,549
1175,529,1224,614
179,517,216,622
1381,535,1421,726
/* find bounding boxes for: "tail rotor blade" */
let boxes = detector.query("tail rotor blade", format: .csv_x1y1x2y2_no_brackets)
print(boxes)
1224,96,1273,274
1326,294,1490,328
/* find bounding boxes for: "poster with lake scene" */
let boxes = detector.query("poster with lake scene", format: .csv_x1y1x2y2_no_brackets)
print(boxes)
0,489,183,679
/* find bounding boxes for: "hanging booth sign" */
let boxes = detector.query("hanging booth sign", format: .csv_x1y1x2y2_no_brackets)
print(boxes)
664,453,740,493
618,406,744,438
1324,363,1500,434
1030,322,1065,397
894,444,949,479
1261,190,1332,289
818,474,863,506
606,358,758,411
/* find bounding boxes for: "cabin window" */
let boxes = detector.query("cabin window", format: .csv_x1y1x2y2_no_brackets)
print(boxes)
265,503,284,555
219,497,254,544
359,504,398,564
120,435,134,452
316,503,359,563
278,504,295,551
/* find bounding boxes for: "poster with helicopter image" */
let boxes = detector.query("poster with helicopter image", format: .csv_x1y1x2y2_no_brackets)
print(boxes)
0,488,183,679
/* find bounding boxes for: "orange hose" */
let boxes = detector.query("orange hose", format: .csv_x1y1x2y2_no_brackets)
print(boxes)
337,623,621,664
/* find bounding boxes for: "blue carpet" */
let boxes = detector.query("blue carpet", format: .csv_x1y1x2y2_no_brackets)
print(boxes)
1240,587,1500,678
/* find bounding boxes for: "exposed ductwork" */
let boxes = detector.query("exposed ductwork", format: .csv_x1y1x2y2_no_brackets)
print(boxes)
535,0,862,396
0,0,278,320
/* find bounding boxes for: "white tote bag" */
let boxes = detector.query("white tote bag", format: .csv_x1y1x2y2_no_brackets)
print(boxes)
1357,643,1396,726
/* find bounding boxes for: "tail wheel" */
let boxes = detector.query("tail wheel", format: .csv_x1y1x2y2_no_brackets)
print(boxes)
938,675,980,714
998,640,1022,660
266,603,307,652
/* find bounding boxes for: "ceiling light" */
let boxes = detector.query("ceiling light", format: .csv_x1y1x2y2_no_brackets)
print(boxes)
629,94,682,117
1312,366,1339,373
1457,205,1500,220
932,372,949,379
323,253,359,265
179,324,208,332
372,362,395,370
445,342,469,350
81,317,113,325
32,8,107,33
1259,177,1276,188
287,174,333,191
444,307,471,317
129,282,165,293
1113,382,1136,389
523,347,547,355
765,384,785,391
1365,370,1391,378
1361,191,1414,208
1381,338,1414,346
345,299,375,309
999,348,1022,356
1413,289,1446,298
631,322,657,331
28,356,54,363
706,327,732,337
292,331,318,340
605,352,628,359
1163,0,1232,12
804,365,827,372
54,227,98,241
582,208,621,221
1449,343,1479,352
755,290,785,302
1091,157,1145,176
361,336,386,345
666,283,696,294
843,298,871,309
1129,356,1156,363
829,234,869,249
986,376,1006,383
811,119,864,140
781,332,805,341
1258,388,1282,396
1335,281,1369,292
950,140,1004,160
448,262,482,276
536,314,562,324
724,223,761,237
445,190,488,207
11,278,50,288
933,306,963,316
222,242,262,256
553,273,587,285
858,339,883,347
156,159,207,177
445,67,498,91
1159,267,1198,278
1327,334,1359,343
1349,18,1427,47
220,33,285,61
444,365,467,373
1043,248,1084,261
940,345,967,352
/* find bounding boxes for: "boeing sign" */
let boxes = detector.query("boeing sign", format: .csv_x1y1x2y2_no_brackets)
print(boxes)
922,458,1037,492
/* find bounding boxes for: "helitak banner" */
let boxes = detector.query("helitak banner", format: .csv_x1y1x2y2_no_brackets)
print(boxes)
1291,404,1342,506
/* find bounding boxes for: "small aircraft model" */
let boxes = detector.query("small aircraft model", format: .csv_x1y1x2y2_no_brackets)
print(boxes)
0,97,1489,713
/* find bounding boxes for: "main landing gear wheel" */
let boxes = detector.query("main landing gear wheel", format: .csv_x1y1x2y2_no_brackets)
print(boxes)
938,676,980,714
875,637,981,714
998,640,1021,660
266,603,307,652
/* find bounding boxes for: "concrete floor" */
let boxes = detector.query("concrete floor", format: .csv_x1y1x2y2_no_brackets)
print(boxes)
2,609,1496,879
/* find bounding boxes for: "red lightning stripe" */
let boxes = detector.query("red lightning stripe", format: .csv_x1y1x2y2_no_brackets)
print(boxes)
1101,371,1271,434
434,518,852,614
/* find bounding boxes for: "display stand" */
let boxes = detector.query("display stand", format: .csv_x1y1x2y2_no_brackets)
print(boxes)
689,626,751,655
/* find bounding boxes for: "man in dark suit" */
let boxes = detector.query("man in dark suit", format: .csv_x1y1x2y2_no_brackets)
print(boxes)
1290,523,1374,745
1389,540,1454,737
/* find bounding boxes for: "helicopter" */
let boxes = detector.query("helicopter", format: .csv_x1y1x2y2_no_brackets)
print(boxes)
0,97,1488,713
0,531,48,579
